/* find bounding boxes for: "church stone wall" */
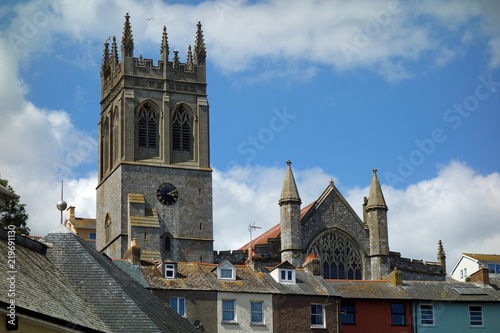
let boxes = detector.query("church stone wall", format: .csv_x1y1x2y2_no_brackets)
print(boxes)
390,252,446,281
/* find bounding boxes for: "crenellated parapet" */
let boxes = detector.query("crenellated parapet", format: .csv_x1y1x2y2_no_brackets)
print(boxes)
100,13,207,112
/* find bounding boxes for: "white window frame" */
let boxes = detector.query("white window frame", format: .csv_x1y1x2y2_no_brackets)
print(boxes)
469,305,483,327
220,268,233,279
170,297,186,317
222,299,236,323
279,269,295,283
311,304,325,328
420,304,434,326
250,301,264,324
165,263,176,279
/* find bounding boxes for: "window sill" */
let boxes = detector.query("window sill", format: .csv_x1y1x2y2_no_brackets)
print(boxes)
221,321,239,325
250,323,266,327
310,325,327,329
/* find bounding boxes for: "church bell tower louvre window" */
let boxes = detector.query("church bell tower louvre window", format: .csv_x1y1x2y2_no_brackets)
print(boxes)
137,104,157,149
309,231,363,280
172,108,191,152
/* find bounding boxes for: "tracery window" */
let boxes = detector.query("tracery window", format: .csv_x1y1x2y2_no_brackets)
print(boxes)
172,109,190,152
309,231,363,280
138,104,157,149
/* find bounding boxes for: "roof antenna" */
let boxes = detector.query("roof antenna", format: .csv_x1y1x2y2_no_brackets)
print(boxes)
56,180,67,225
248,222,262,257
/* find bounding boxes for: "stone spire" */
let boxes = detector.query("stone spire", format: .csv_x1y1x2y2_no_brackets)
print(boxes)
279,160,301,205
187,45,193,70
438,240,446,273
121,13,134,59
101,41,110,77
365,168,389,279
111,36,118,68
279,159,302,267
194,21,206,65
160,26,169,60
366,168,387,210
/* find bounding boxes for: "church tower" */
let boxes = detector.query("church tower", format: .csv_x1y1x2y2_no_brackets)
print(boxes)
279,160,302,267
96,14,213,263
365,169,390,279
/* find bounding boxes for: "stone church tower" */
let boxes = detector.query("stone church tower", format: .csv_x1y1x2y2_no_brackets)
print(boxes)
96,14,213,263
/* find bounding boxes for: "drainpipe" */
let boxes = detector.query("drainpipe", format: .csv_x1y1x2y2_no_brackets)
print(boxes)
414,302,418,333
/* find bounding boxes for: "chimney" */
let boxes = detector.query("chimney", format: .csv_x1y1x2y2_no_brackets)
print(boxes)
303,253,321,275
384,269,403,286
249,254,263,273
67,206,76,220
470,267,490,285
124,238,141,265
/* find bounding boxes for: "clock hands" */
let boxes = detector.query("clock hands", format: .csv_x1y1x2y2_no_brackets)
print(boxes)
166,189,178,196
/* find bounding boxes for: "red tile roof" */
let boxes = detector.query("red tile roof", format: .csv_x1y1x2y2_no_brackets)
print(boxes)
238,201,315,250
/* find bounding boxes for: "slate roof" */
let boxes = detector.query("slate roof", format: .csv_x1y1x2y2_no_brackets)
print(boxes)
142,261,277,294
265,269,337,297
324,279,500,302
0,229,108,332
42,227,199,333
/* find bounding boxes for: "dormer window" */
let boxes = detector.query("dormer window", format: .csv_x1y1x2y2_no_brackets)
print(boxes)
279,269,295,283
215,259,236,281
270,261,297,284
164,263,177,279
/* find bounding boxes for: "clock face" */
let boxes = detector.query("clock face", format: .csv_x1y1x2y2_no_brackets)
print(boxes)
156,183,179,205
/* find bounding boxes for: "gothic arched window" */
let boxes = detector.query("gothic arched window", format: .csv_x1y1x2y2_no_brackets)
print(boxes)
309,231,363,280
172,108,191,152
138,104,157,149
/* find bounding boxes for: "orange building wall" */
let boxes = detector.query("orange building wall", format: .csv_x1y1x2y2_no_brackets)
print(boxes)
341,299,413,333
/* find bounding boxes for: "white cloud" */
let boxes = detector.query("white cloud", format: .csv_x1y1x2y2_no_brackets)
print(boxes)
4,0,499,81
346,161,500,273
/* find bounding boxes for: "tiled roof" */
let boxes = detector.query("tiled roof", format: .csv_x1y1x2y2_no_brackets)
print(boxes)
239,201,315,250
42,227,199,333
0,229,109,332
324,279,500,302
67,217,96,228
266,269,338,296
142,262,278,294
464,253,500,261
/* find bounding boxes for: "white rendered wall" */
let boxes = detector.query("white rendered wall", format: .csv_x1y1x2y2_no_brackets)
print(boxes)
217,291,273,332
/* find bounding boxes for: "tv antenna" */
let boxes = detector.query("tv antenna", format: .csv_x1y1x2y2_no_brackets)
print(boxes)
56,180,67,225
248,222,262,256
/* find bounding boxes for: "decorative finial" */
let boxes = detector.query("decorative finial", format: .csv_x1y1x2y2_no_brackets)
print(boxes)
161,26,169,58
187,45,193,70
121,13,134,58
286,159,291,166
111,36,118,66
372,168,378,173
194,21,206,65
329,178,334,186
101,41,111,77
173,50,180,68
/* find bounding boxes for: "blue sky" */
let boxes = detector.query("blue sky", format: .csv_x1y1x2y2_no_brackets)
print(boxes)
1,0,500,271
